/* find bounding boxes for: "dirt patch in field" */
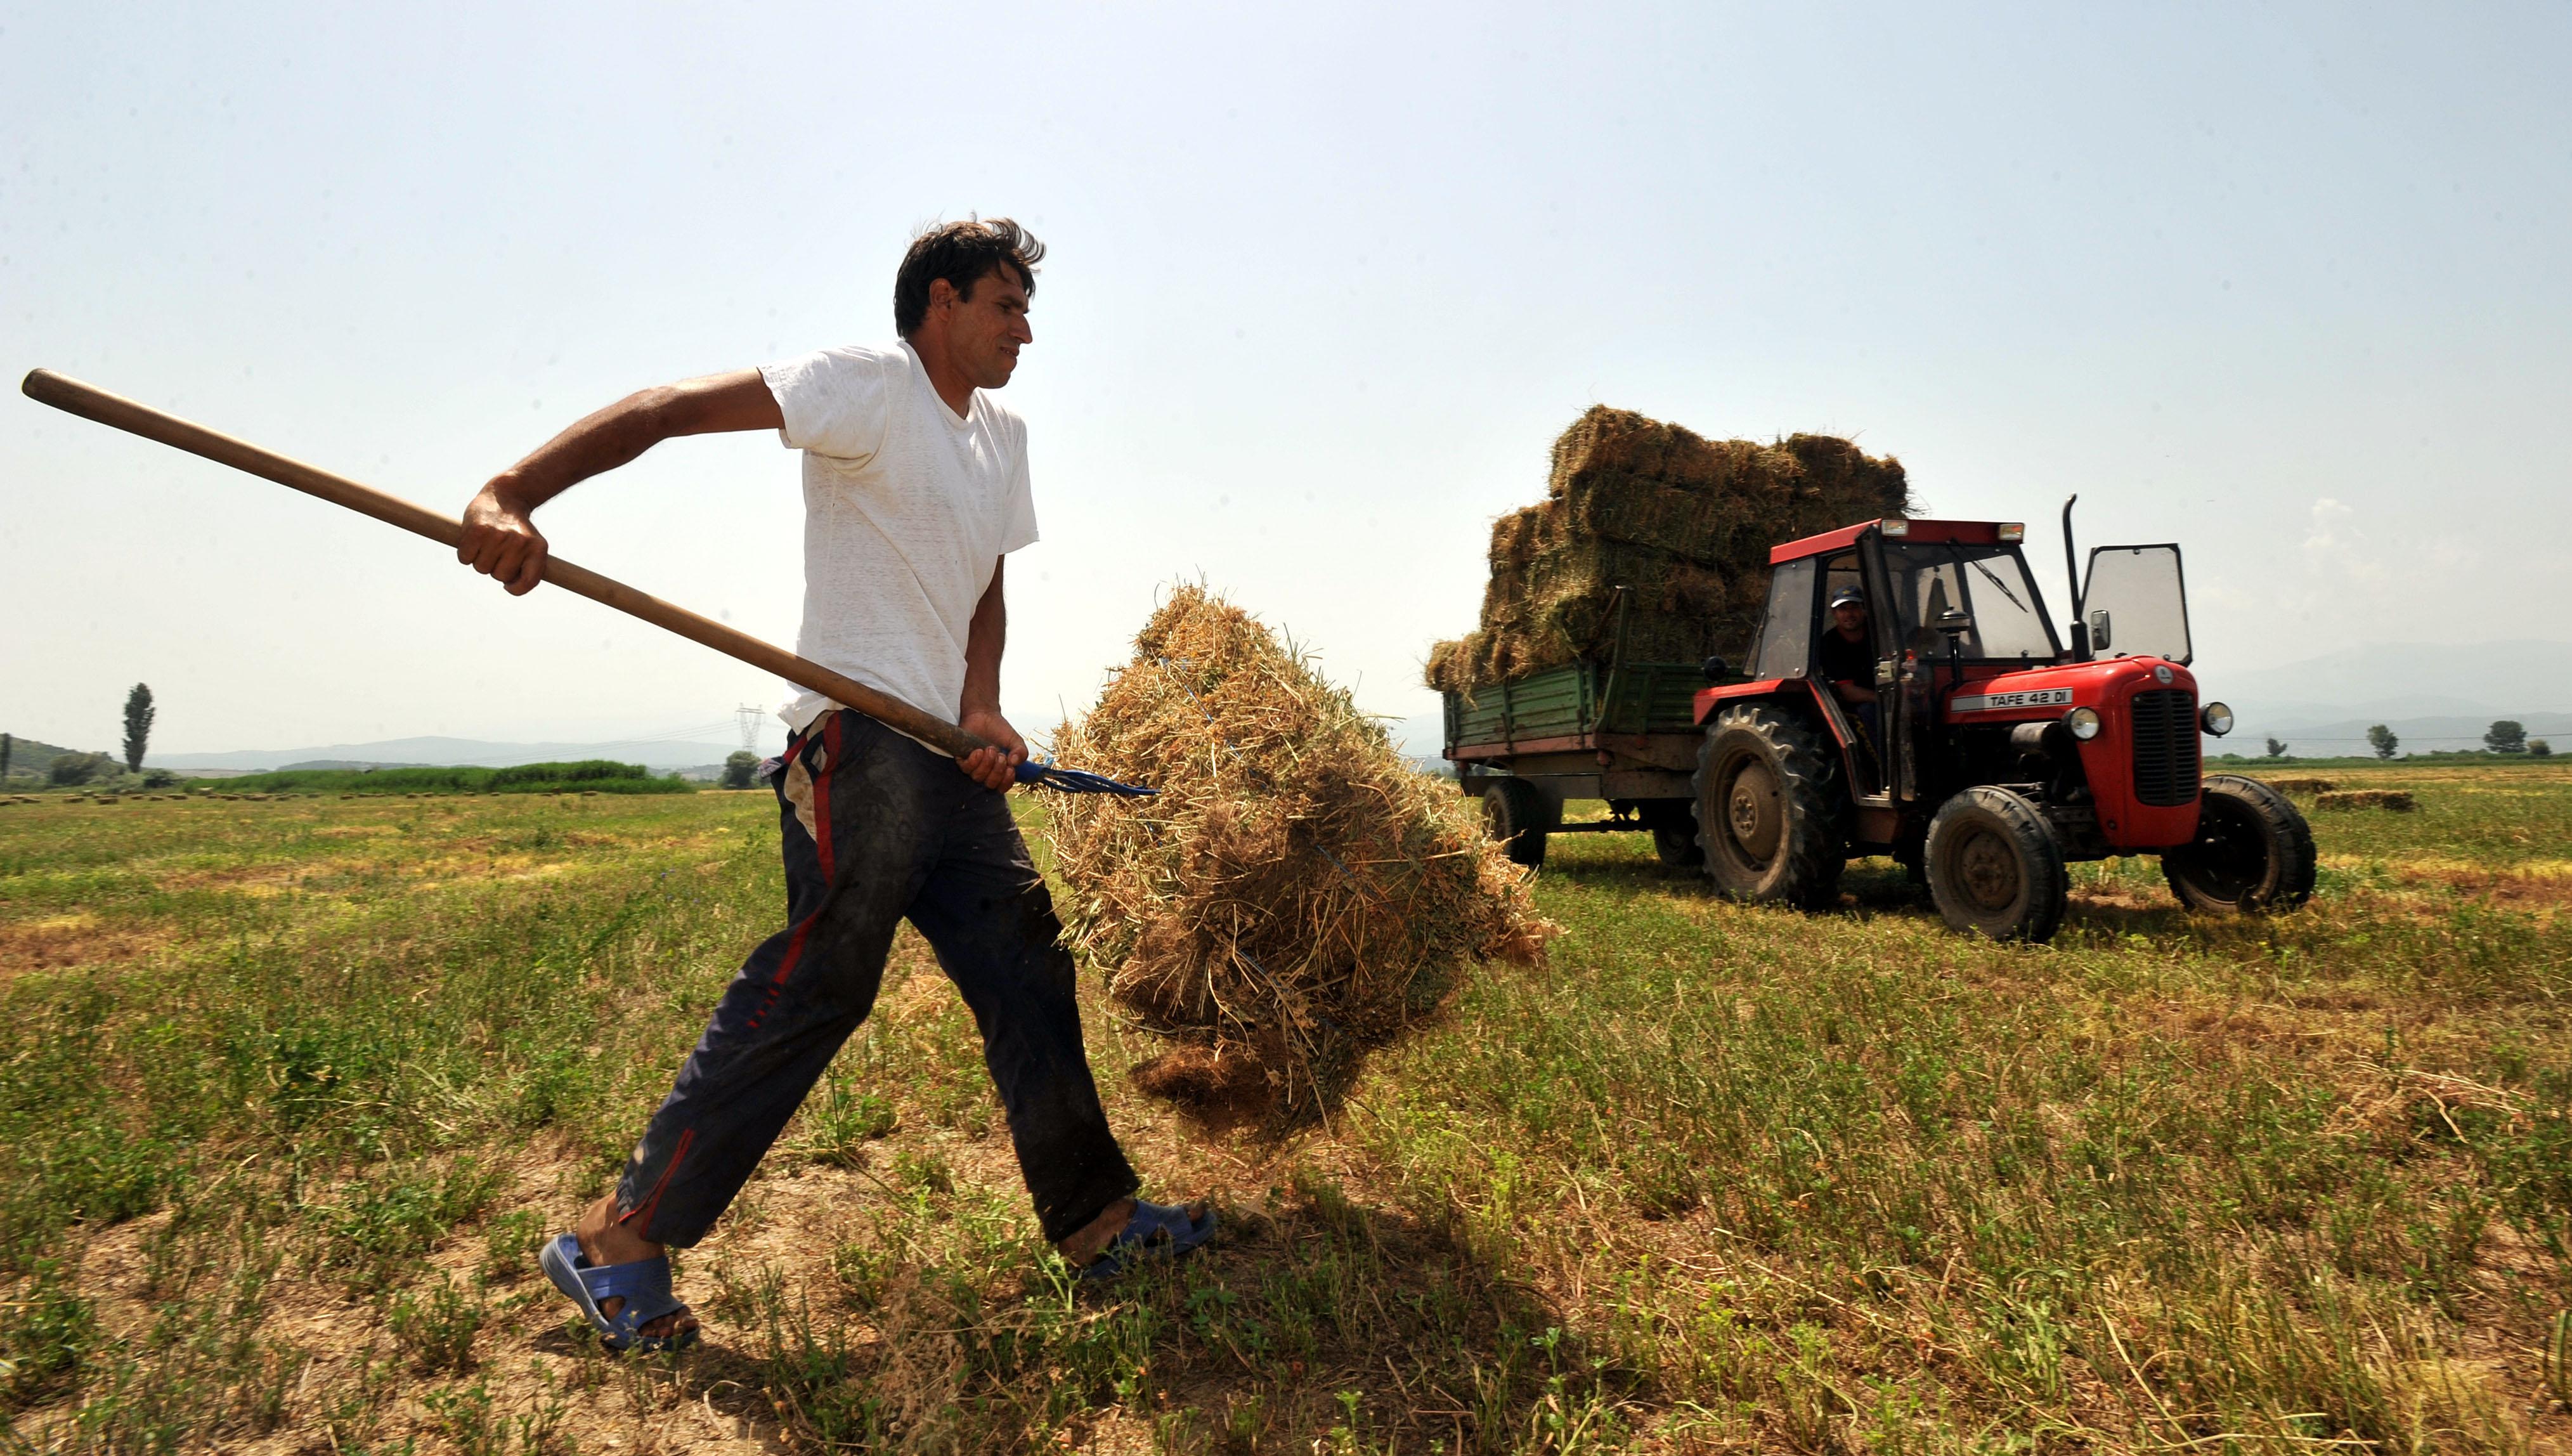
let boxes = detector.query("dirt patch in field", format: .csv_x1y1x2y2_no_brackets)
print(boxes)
2423,869,2572,915
0,913,166,972
2067,882,2181,914
1126,1044,1274,1132
2327,855,2572,918
150,860,349,892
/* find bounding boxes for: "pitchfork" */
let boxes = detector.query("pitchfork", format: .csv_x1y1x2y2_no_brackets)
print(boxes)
20,370,1153,797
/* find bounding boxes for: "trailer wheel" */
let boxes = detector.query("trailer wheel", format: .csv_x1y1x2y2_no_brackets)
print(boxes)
1694,705,1845,907
1482,778,1553,869
1925,787,2067,942
2162,774,2317,914
1640,801,1703,868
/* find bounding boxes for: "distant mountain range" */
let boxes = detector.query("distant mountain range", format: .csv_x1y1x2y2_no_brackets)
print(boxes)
150,734,744,773
71,640,2572,779
2199,639,2572,751
1382,639,2572,759
0,733,82,784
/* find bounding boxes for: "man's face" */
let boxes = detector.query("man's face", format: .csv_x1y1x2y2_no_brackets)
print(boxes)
928,266,1034,390
1833,602,1868,636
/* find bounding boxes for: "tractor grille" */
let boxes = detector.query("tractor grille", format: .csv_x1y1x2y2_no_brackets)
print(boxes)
2129,689,2199,807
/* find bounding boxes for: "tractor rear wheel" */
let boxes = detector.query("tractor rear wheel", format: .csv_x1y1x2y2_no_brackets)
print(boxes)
2163,774,2317,914
1640,800,1703,868
1925,786,2068,942
1481,778,1554,869
1694,704,1846,907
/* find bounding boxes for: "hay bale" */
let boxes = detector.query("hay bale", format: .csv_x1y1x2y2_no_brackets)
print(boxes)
2265,777,2337,795
1429,407,1913,694
1048,585,1556,1121
2316,790,2416,812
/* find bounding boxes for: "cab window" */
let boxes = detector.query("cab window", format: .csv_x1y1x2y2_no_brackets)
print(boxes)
1750,558,1817,679
1823,554,1864,621
1882,542,2059,662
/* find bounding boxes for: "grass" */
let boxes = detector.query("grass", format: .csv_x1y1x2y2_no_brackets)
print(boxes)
0,762,2566,1450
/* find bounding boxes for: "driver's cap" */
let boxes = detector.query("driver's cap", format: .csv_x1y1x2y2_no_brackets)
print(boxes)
1828,585,1867,609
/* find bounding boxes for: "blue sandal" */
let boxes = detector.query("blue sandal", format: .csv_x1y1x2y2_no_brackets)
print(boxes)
540,1233,698,1353
1082,1199,1218,1281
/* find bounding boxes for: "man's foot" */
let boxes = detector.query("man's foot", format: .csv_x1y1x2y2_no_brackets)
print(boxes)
573,1193,699,1343
1059,1197,1216,1280
1057,1196,1138,1267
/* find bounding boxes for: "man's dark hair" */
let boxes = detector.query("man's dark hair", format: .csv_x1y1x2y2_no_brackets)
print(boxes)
893,218,1043,339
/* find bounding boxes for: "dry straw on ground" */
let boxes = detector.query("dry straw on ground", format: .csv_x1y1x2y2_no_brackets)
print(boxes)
2317,789,2418,812
1046,586,1554,1122
1427,406,1914,694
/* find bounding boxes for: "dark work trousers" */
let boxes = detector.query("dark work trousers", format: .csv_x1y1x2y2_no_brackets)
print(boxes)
611,709,1140,1247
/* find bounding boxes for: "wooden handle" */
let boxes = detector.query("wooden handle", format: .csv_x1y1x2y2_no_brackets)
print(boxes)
20,368,990,761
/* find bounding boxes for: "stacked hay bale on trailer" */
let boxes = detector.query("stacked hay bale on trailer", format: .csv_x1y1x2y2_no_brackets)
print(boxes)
1429,406,1913,866
1427,407,1913,695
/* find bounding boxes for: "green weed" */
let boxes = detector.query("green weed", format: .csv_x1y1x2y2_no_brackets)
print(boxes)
387,1271,486,1374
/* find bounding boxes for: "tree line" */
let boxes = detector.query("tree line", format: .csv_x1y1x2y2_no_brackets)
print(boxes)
2259,720,2553,760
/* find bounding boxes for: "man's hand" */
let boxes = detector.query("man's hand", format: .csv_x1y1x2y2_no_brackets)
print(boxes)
459,481,549,596
958,706,1027,791
1834,679,1873,706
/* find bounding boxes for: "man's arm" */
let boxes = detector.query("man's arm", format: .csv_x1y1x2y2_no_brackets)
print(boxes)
458,369,783,595
955,558,1029,790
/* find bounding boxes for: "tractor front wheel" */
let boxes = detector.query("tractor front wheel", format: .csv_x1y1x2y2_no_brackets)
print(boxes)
1694,704,1846,907
1482,778,1555,869
2162,774,2317,914
1925,786,2068,942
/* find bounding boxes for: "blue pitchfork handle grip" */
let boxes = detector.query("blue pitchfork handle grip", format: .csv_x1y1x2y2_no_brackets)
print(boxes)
1013,759,1158,796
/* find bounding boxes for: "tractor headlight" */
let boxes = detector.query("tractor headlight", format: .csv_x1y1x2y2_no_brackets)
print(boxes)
2064,706,2103,741
2200,701,2234,736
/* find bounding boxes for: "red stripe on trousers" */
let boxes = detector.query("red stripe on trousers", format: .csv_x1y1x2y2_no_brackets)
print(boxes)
746,713,840,1027
618,1126,692,1230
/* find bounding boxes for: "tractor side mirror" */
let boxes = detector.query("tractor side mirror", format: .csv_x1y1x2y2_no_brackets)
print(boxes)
1936,609,1973,637
1701,655,1731,683
2087,608,2112,652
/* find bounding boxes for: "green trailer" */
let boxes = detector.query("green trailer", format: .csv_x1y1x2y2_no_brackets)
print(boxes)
1443,650,1722,869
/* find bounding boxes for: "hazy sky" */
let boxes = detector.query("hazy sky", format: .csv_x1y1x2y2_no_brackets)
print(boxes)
6,2,2566,757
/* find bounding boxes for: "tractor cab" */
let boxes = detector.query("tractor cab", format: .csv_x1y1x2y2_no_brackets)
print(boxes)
1684,510,2314,942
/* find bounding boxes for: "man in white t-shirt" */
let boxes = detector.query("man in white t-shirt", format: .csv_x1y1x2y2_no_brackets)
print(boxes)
456,220,1211,1353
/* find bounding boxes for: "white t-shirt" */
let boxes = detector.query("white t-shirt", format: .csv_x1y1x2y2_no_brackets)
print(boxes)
758,341,1039,741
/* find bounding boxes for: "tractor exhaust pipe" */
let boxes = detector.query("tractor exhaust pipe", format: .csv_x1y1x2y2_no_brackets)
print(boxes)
2060,494,2091,662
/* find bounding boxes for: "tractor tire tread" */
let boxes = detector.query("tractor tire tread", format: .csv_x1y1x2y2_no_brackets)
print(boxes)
1925,786,2069,943
2164,773,2318,914
1694,703,1847,909
1483,778,1552,870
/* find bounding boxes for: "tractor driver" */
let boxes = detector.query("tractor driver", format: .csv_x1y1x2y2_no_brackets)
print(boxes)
1817,586,1883,771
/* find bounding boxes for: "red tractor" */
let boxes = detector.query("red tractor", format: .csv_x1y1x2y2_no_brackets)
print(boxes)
1443,501,2316,942
1689,502,2313,940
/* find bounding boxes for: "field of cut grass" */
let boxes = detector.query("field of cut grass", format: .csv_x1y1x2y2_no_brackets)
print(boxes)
1,760,2568,1452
